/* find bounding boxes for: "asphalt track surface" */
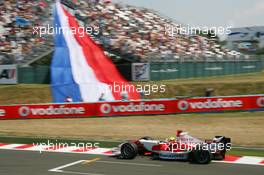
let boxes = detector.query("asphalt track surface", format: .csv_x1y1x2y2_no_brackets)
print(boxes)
0,150,263,175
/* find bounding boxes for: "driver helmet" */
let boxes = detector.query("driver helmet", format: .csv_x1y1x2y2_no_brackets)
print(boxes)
168,136,176,142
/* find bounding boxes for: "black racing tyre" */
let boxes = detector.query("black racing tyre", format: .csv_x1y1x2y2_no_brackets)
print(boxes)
190,149,211,164
121,142,138,159
140,136,154,140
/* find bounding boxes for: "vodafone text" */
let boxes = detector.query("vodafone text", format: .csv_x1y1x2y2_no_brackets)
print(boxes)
100,102,165,114
19,105,85,117
178,99,243,111
0,109,5,117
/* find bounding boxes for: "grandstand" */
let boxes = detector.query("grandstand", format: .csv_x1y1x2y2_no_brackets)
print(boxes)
69,0,247,62
1,0,256,67
0,0,53,65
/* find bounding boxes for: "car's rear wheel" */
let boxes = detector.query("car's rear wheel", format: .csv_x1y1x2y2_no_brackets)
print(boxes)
121,142,138,159
190,149,211,164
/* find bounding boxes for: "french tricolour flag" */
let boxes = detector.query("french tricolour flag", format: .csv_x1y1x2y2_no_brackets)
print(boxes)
51,1,140,102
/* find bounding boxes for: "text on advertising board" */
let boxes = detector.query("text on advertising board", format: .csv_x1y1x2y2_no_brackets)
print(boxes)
0,109,5,117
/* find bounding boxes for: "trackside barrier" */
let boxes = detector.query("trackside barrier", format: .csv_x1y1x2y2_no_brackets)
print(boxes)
0,95,263,120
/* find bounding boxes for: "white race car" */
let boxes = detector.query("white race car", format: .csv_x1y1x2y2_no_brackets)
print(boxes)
112,130,231,164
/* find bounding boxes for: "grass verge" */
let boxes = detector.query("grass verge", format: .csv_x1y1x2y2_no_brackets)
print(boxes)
0,112,263,146
0,136,120,148
228,148,264,157
0,71,264,104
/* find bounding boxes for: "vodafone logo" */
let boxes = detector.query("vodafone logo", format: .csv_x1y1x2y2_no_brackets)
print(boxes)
177,99,243,111
257,97,264,107
19,106,31,117
100,102,165,114
178,101,189,111
100,104,112,114
0,108,6,117
18,105,85,117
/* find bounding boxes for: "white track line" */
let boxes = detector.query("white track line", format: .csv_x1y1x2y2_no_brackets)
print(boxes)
49,160,85,173
48,159,162,175
50,170,104,175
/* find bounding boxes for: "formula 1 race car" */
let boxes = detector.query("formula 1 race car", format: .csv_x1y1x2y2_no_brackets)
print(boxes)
112,131,231,164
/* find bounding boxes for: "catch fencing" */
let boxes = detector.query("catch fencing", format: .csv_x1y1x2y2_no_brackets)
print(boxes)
16,59,264,83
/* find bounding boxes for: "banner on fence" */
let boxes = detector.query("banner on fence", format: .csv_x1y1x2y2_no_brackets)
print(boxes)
0,65,17,84
0,95,263,119
132,63,150,81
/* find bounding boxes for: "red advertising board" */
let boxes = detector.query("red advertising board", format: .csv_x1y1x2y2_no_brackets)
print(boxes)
0,103,96,120
0,95,263,120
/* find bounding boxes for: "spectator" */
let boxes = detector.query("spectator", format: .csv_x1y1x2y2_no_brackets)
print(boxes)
69,0,243,62
0,0,53,64
98,93,105,101
120,87,129,101
0,0,245,65
65,96,73,103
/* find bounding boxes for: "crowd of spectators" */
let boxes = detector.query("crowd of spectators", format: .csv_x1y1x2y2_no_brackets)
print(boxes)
71,0,243,62
0,0,53,64
0,0,246,65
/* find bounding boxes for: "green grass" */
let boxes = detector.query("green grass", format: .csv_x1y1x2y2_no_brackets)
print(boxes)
0,71,264,105
0,136,120,148
137,71,264,99
229,148,264,157
160,71,264,84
